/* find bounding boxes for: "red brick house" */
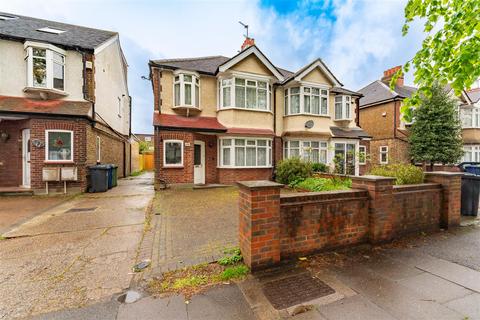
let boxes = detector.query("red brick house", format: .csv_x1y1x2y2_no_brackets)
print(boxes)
149,39,370,186
0,12,131,194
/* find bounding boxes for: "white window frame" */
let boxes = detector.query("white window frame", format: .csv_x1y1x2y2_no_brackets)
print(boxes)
173,72,200,108
284,86,329,116
218,137,272,168
96,136,101,163
218,76,271,112
463,145,480,162
163,140,184,167
460,107,480,128
358,145,367,165
283,139,328,164
379,146,389,164
24,42,66,92
332,140,359,175
45,129,74,163
334,95,352,120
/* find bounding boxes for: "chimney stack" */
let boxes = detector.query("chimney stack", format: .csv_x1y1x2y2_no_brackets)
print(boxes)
241,37,255,51
381,65,404,87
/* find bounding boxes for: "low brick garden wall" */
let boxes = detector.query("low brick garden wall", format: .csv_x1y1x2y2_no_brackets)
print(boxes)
238,172,462,271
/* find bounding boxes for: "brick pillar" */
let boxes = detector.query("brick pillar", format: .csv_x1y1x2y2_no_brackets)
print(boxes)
238,180,283,271
351,175,396,243
425,172,463,228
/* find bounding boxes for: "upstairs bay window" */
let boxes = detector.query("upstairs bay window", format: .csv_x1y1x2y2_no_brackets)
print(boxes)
283,140,328,164
219,138,272,168
219,77,271,111
284,87,328,116
460,107,480,128
26,46,65,91
174,74,199,107
334,95,351,120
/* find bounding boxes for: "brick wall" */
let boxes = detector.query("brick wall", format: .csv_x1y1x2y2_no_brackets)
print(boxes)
218,168,273,184
369,138,410,167
239,172,462,271
0,119,29,187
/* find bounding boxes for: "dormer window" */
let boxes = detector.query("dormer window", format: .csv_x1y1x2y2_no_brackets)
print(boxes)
334,95,351,120
37,27,66,35
174,73,199,107
25,44,65,91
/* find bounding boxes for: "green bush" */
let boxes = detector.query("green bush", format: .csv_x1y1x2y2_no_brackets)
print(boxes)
275,157,313,185
291,177,351,192
312,162,329,173
368,164,424,185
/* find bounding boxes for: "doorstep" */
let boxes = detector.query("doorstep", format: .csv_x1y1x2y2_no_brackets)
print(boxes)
0,186,33,196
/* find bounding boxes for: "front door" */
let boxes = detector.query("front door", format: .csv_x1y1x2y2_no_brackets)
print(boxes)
193,141,205,184
22,129,31,188
334,142,357,175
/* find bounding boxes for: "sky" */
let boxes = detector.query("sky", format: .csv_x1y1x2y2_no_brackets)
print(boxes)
2,0,425,134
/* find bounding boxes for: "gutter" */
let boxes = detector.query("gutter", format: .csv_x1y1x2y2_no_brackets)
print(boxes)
0,110,94,122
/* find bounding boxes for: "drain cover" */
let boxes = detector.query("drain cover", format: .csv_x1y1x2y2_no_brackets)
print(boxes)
65,207,97,213
262,272,335,309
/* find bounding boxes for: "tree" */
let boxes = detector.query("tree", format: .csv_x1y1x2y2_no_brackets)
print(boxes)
409,83,464,168
394,0,480,121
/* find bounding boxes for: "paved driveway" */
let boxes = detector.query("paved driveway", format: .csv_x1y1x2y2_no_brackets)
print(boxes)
150,186,239,273
0,172,154,319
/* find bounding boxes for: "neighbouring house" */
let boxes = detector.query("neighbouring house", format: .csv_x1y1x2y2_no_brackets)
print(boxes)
0,12,131,194
358,66,416,167
149,38,370,186
135,133,155,152
458,86,480,162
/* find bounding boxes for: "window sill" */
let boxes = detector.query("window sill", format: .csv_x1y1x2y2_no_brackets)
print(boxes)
24,87,68,99
284,114,330,118
217,107,272,114
163,165,184,168
333,118,352,122
217,166,273,169
44,161,74,164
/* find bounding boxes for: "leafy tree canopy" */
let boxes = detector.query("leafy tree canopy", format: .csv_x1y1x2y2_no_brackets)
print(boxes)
394,0,480,120
409,82,464,165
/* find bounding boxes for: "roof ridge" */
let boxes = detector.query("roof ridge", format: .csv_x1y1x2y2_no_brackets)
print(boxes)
376,80,399,96
153,55,229,63
0,11,117,35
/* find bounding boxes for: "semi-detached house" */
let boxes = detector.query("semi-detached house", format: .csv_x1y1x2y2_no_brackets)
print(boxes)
149,39,370,186
0,12,131,194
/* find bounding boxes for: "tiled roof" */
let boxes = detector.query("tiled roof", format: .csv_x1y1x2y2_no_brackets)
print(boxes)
358,80,416,107
0,12,116,50
0,95,92,117
467,88,480,104
331,87,363,97
226,128,274,136
153,113,227,132
330,126,371,139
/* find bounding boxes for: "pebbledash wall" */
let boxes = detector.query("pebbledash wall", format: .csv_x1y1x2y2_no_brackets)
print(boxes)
238,172,462,271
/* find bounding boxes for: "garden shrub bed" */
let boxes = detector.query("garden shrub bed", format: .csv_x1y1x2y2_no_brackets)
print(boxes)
368,164,424,185
289,177,352,192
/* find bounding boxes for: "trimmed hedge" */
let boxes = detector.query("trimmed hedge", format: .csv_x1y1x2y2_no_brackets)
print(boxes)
368,164,424,185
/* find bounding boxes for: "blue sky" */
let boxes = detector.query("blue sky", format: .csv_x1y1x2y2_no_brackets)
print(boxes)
3,0,424,134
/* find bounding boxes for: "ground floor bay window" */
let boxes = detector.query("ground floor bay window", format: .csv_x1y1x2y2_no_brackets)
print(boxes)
283,140,328,163
219,137,272,168
463,145,480,162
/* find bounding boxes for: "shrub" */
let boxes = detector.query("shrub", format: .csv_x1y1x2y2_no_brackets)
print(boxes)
275,157,313,185
312,162,328,173
368,164,424,185
291,177,351,192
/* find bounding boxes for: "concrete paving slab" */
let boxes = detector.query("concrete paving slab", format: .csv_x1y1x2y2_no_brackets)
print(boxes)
444,293,480,319
398,272,473,303
416,256,480,293
187,284,255,320
316,295,397,320
30,298,120,320
117,295,188,320
361,252,425,280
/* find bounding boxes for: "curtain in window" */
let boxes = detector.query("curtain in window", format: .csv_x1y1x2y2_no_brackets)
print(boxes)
246,87,256,109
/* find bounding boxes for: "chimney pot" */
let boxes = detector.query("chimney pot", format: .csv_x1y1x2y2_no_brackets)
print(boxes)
241,37,255,51
382,65,404,87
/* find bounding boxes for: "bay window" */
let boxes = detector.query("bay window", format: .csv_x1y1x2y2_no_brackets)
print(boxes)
460,107,480,128
284,140,328,163
26,45,65,91
284,86,328,116
219,138,272,168
174,73,199,107
219,77,271,111
164,140,183,167
334,95,351,120
463,145,480,162
45,130,73,162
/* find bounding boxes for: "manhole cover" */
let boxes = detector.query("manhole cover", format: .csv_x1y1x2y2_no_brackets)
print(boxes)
262,272,335,309
65,207,97,213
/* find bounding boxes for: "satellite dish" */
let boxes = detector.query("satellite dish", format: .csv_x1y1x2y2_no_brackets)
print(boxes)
305,120,314,129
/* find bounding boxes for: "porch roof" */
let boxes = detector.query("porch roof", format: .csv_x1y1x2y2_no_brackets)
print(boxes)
0,95,92,118
153,113,227,132
330,126,371,139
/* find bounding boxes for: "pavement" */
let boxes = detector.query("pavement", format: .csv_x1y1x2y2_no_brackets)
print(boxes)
149,186,239,273
0,172,154,319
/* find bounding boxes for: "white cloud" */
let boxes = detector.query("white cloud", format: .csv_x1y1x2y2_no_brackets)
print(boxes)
1,0,426,132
